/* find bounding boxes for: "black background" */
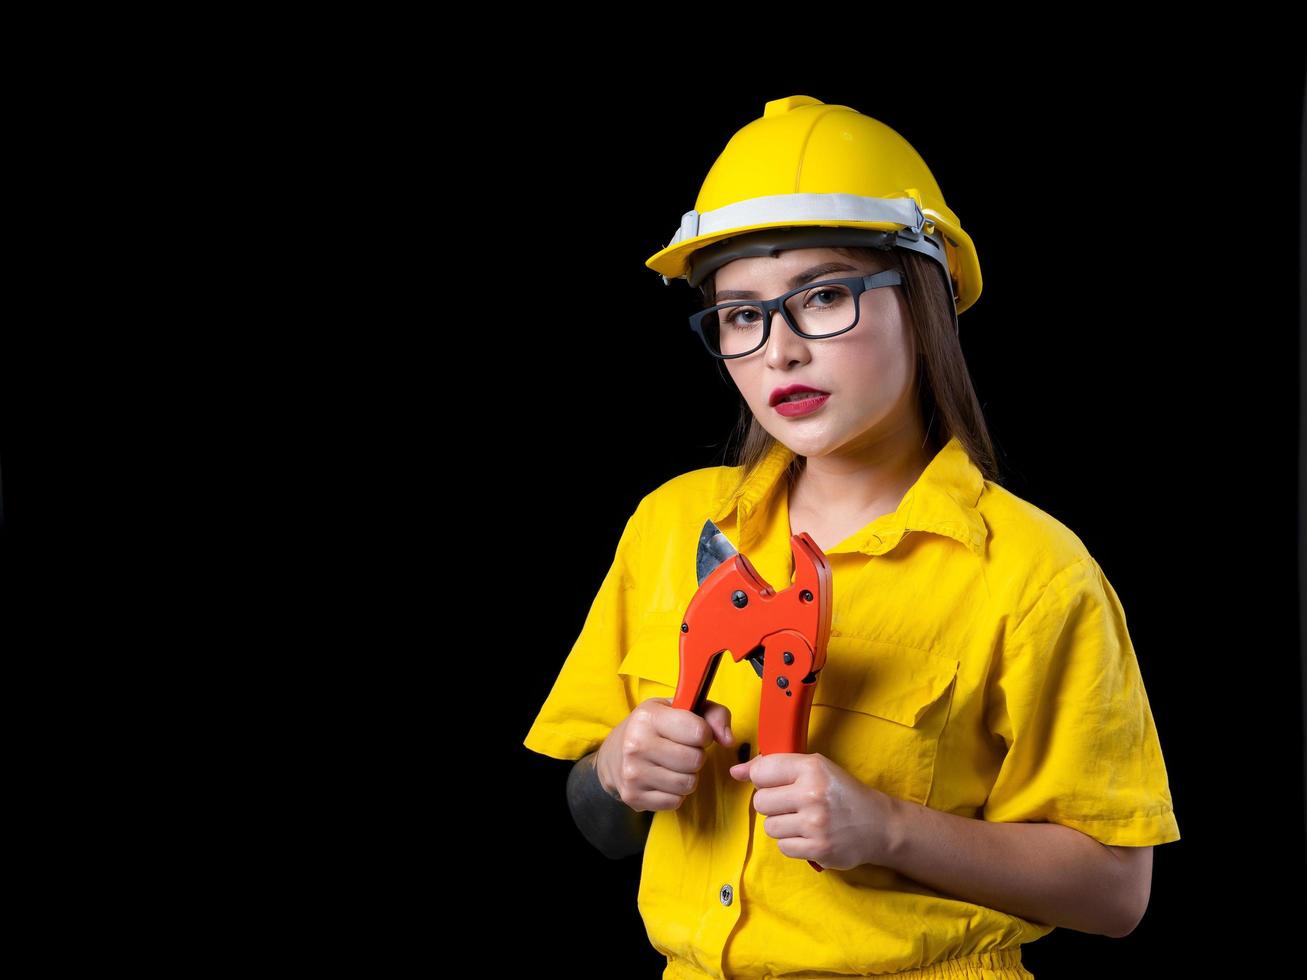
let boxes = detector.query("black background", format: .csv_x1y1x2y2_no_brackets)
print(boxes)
0,30,1303,977
498,49,1307,979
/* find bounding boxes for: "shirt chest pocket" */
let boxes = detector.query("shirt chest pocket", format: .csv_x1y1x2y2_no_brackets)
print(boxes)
808,634,960,806
616,613,683,707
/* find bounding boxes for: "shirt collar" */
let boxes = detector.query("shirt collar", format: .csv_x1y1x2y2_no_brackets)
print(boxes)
709,434,987,558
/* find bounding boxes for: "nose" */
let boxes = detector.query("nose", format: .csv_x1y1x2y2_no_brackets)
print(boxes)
762,307,811,365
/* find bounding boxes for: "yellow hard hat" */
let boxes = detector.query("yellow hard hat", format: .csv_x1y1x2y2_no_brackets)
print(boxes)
645,95,982,318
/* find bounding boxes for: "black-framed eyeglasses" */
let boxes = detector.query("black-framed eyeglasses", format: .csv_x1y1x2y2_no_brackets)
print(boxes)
689,269,903,360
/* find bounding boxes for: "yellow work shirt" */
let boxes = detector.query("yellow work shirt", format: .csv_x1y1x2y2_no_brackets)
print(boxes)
523,434,1180,980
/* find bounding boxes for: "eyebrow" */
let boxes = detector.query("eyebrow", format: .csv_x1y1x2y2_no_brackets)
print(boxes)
714,262,861,301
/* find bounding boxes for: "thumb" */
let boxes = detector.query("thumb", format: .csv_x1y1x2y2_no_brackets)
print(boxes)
701,700,734,746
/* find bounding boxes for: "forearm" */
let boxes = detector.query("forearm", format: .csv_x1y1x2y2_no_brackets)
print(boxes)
882,797,1136,938
566,750,652,860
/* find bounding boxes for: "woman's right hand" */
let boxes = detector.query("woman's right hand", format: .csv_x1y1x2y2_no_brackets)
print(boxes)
595,697,735,812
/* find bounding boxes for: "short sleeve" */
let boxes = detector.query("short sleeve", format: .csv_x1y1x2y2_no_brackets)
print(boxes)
982,556,1181,846
522,499,646,762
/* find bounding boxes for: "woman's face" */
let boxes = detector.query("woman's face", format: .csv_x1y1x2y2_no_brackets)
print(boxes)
715,246,920,459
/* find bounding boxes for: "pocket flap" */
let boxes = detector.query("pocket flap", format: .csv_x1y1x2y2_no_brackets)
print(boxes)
616,612,683,687
812,634,959,728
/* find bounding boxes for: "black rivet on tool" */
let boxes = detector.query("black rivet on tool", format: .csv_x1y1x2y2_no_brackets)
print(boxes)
776,676,789,689
681,623,688,632
800,589,813,602
731,590,748,608
783,652,794,664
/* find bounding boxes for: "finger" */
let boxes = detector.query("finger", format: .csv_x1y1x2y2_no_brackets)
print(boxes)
637,761,700,799
773,835,816,862
700,700,734,746
762,813,810,843
645,733,707,775
632,788,691,812
750,784,805,817
730,757,767,784
653,701,716,749
738,753,808,789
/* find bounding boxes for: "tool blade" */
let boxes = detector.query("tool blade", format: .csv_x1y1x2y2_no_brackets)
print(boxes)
696,518,738,586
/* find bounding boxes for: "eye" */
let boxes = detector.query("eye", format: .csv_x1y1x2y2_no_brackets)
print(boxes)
805,285,851,308
724,308,761,328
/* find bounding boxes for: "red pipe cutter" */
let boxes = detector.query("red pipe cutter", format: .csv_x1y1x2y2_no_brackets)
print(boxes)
672,519,833,871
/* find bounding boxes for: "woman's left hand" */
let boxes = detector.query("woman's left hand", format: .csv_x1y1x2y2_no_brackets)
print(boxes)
730,752,897,871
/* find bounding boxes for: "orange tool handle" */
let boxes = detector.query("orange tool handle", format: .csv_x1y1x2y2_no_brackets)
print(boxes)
752,627,825,872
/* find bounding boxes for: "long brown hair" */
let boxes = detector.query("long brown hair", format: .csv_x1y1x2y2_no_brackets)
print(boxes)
699,245,1004,491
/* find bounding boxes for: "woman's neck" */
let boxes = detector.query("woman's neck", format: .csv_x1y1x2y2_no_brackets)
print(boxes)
789,426,935,526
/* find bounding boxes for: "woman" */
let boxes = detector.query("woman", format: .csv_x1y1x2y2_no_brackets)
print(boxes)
523,95,1180,980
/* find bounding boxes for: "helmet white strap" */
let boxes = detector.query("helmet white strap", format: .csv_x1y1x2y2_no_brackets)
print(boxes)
667,192,925,249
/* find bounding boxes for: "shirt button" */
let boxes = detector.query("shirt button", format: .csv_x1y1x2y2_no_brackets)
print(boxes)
737,741,751,763
719,883,733,906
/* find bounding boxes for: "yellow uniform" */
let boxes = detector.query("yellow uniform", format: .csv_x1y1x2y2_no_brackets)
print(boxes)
523,435,1180,979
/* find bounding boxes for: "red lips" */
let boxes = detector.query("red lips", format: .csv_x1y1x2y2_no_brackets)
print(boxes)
769,383,829,407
